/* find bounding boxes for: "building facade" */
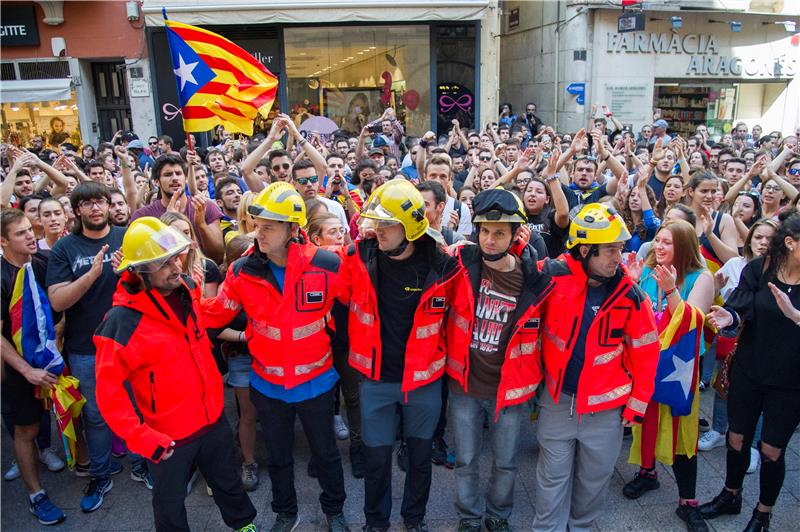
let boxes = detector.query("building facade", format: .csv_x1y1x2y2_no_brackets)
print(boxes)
499,0,800,137
1,1,157,148
142,0,500,147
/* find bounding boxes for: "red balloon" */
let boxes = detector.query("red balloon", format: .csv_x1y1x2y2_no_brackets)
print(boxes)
403,90,420,111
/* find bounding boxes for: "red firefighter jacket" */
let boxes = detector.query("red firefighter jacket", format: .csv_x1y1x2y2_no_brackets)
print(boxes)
201,240,348,389
446,244,555,416
343,236,464,392
94,274,223,463
539,254,659,423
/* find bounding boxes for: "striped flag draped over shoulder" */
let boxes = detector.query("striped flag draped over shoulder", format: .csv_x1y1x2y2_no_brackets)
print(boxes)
9,262,85,468
164,18,278,135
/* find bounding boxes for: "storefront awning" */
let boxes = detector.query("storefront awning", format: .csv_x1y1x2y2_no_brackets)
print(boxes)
144,0,490,25
0,79,72,104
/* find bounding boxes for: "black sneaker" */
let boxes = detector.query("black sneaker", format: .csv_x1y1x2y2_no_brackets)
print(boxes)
456,518,481,532
404,520,428,532
699,488,742,519
622,471,660,499
270,513,299,532
485,517,512,531
397,442,409,473
743,507,771,532
675,503,709,532
326,512,350,532
349,443,364,479
431,437,448,466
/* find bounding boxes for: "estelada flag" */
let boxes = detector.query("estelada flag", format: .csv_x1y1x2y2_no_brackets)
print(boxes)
9,262,85,468
164,18,278,135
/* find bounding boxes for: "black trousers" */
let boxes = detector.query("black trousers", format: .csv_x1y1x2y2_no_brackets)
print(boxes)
332,345,362,445
149,417,256,531
249,386,346,516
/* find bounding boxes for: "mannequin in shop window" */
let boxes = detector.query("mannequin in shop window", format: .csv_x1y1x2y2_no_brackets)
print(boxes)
47,117,70,148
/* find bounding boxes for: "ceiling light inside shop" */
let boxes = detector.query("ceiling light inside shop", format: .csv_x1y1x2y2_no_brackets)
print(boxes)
11,107,19,111
369,46,376,49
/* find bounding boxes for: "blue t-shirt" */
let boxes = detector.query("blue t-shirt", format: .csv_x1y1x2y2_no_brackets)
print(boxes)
249,262,338,403
562,284,609,395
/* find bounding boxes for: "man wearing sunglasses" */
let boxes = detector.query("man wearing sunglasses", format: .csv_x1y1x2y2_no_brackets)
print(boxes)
786,158,800,188
292,160,350,242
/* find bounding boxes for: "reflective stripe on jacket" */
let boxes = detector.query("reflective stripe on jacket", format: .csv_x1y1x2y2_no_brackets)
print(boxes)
344,236,464,393
94,274,223,463
539,254,659,423
201,241,349,389
446,244,555,416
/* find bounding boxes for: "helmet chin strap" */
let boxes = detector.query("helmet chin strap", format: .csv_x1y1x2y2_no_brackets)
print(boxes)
382,238,409,257
481,249,509,262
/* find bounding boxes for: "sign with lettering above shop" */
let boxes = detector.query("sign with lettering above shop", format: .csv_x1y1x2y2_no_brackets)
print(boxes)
0,4,40,46
606,32,797,78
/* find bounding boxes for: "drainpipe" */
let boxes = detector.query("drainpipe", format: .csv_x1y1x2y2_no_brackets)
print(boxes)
554,0,560,129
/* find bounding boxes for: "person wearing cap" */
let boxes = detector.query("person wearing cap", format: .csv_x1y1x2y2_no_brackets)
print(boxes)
445,189,554,532
532,203,659,531
368,142,386,167
93,217,257,532
343,179,465,532
200,182,351,532
126,138,155,169
650,119,672,145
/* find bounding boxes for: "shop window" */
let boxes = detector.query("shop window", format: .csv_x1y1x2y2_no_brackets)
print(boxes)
435,24,477,134
284,25,431,138
655,84,737,139
1,91,82,149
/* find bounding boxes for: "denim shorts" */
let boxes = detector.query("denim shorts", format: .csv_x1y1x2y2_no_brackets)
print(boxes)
226,354,253,388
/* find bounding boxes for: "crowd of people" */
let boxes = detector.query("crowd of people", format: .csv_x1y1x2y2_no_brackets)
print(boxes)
1,101,799,532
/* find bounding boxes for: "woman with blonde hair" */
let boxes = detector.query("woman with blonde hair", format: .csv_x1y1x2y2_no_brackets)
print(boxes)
624,220,715,531
232,191,256,242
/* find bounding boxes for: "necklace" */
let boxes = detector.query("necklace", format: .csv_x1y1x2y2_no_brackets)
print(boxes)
777,267,800,292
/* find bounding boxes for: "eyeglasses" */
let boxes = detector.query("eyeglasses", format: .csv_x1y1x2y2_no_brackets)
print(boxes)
468,141,480,146
788,168,800,176
78,198,108,209
296,176,319,185
149,141,158,146
479,156,492,162
763,184,782,192
272,163,291,171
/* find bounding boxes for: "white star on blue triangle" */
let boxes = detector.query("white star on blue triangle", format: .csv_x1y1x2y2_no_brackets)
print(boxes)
661,354,694,400
166,27,216,107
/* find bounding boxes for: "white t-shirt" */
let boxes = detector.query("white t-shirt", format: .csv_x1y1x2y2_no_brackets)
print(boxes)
718,256,747,302
318,195,350,234
441,195,473,237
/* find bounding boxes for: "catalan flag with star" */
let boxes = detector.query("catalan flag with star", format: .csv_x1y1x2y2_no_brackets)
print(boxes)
164,16,278,135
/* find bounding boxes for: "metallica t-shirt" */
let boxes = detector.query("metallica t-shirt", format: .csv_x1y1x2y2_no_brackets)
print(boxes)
465,258,524,399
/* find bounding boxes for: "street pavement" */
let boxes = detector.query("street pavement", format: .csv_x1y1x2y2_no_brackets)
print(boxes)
2,386,798,531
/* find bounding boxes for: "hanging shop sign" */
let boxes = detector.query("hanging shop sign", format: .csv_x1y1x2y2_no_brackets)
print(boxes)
606,32,797,78
0,4,40,46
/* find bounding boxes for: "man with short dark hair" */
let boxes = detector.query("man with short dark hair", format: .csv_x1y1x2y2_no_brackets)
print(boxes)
723,157,747,186
214,177,242,239
1,208,67,525
292,160,349,236
157,135,174,156
416,181,463,245
47,182,152,512
130,154,225,262
206,148,229,184
108,189,130,227
87,161,107,183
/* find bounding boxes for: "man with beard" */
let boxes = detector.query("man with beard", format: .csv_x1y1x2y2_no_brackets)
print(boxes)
645,140,677,201
108,189,130,227
28,135,44,155
206,149,229,184
292,160,349,240
214,177,242,241
130,154,225,263
47,182,153,512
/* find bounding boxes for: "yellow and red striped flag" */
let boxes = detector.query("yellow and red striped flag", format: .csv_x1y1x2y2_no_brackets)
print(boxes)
164,18,278,135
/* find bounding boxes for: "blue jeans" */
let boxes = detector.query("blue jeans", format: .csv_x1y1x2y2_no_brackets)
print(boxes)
450,390,525,520
70,354,144,479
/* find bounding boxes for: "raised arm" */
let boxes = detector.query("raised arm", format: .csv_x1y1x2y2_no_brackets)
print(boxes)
355,126,370,162
724,158,764,206
241,119,284,192
543,148,570,228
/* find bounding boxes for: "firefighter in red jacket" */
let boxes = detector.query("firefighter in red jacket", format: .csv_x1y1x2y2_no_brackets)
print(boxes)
445,189,554,531
344,179,464,532
200,182,350,532
533,203,659,532
94,217,256,532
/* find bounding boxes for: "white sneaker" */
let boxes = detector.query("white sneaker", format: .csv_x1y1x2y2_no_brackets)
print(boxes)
747,447,760,474
38,448,65,472
333,415,349,441
698,430,725,451
4,460,20,481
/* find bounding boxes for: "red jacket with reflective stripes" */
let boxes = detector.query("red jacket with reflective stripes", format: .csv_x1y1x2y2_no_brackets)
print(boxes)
200,241,348,389
539,254,659,424
343,236,465,392
94,274,223,463
446,244,555,416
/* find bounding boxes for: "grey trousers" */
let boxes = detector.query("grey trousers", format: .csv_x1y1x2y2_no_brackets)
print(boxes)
533,391,623,532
